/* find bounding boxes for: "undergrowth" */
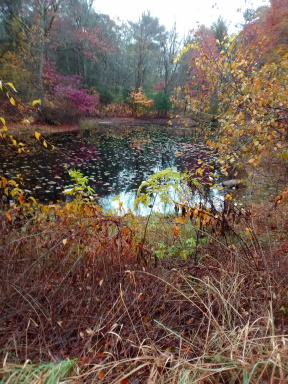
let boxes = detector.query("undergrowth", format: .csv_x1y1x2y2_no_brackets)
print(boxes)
1,158,288,383
0,178,288,384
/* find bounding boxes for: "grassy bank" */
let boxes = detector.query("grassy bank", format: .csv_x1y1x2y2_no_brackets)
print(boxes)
1,153,288,383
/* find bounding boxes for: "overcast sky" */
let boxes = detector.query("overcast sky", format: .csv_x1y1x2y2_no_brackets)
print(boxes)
94,0,269,36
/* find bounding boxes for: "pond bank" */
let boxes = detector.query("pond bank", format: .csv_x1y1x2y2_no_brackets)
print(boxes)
8,116,171,135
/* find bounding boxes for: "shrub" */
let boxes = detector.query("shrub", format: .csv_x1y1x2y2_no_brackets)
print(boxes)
40,61,99,124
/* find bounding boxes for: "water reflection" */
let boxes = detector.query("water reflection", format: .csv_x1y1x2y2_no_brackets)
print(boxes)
0,125,219,213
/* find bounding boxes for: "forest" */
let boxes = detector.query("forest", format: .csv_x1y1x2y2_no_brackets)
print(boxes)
1,0,288,382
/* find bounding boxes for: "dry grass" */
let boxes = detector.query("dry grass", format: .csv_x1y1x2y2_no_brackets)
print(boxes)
1,157,288,383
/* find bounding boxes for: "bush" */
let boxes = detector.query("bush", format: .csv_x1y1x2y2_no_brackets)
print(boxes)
39,62,99,124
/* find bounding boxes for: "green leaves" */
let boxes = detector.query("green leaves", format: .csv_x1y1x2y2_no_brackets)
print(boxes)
134,168,185,209
63,169,95,201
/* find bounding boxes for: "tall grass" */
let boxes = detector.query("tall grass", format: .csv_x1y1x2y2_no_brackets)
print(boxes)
1,157,288,382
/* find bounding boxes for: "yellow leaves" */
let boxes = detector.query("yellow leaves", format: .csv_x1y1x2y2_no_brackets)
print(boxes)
34,132,48,148
8,179,17,187
34,131,41,140
206,140,216,148
10,188,19,198
0,117,6,126
21,119,30,124
62,238,68,245
6,82,17,92
244,227,253,240
173,216,186,224
32,99,41,106
9,97,16,106
28,196,37,204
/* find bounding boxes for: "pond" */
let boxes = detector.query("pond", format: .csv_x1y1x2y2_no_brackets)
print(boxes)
0,124,220,214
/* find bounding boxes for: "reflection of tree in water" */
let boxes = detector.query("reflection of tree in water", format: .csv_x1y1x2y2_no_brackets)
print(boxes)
0,126,216,207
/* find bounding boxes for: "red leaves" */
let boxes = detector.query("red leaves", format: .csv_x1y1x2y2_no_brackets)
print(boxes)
43,61,100,114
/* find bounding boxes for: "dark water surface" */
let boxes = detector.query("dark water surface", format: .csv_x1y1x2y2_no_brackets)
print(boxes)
0,125,219,213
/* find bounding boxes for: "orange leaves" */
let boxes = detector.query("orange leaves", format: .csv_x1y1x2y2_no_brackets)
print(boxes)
180,205,216,229
0,176,8,189
5,213,12,222
173,225,180,238
244,227,253,240
130,89,153,105
130,87,154,116
176,12,288,170
97,370,105,380
173,216,186,224
273,184,288,207
255,78,261,90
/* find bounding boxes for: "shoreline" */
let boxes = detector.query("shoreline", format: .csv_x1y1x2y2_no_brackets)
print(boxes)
8,116,171,135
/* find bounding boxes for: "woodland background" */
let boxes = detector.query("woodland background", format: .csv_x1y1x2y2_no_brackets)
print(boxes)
1,0,288,383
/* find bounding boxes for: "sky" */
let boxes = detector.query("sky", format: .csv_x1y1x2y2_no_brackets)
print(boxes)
94,0,270,36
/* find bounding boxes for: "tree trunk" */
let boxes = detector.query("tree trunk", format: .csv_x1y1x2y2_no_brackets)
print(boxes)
38,0,46,106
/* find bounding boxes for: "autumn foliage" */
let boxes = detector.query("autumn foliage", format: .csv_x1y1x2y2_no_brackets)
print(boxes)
175,2,288,172
1,1,288,382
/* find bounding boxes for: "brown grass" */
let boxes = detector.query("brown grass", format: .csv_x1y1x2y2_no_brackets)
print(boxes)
1,155,288,383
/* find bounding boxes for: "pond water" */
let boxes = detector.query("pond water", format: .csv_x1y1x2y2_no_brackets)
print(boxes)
0,124,220,214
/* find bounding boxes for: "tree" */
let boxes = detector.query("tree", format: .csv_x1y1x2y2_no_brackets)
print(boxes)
211,16,228,46
175,2,288,170
158,23,183,94
128,11,167,90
